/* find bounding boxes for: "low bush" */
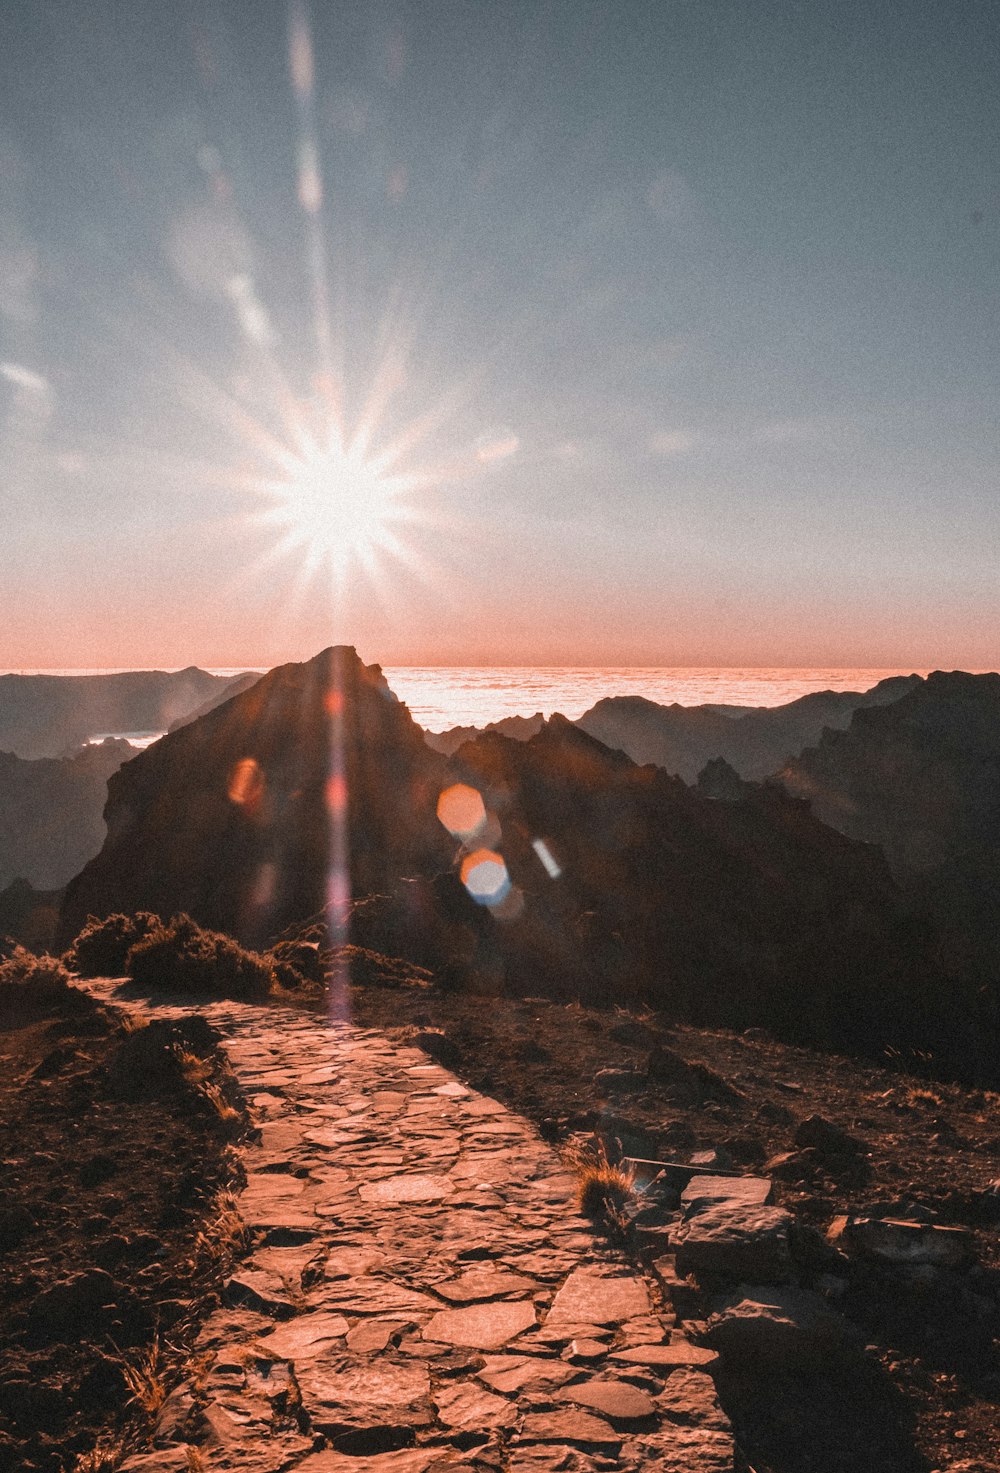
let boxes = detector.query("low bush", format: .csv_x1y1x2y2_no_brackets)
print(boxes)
65,912,160,978
0,948,90,1018
126,915,274,999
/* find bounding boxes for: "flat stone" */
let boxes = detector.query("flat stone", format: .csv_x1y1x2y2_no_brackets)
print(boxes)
346,1319,411,1353
478,1355,576,1393
612,1343,719,1371
517,1410,623,1453
548,1269,651,1326
674,1202,793,1282
633,1425,735,1472
564,1339,608,1363
657,1369,731,1430
434,1380,519,1431
258,1312,350,1359
295,1357,433,1447
680,1175,773,1209
319,1278,439,1317
435,1268,540,1302
559,1379,657,1422
507,1450,598,1473
223,1269,297,1319
423,1299,537,1349
358,1174,454,1204
294,1451,452,1473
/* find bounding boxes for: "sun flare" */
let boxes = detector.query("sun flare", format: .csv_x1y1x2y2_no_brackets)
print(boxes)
255,431,416,585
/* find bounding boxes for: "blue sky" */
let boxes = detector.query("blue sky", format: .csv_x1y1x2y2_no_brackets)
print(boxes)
1,0,997,667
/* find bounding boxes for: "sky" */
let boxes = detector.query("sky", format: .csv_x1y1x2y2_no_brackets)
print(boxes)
0,0,997,669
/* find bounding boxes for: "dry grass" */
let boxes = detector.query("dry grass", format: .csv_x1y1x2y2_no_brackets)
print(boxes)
74,1438,130,1473
906,1085,946,1109
122,1337,170,1419
565,1137,635,1234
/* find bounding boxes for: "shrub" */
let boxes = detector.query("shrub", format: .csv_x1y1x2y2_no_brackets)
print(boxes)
269,936,326,991
65,912,160,978
126,915,274,999
0,948,89,1018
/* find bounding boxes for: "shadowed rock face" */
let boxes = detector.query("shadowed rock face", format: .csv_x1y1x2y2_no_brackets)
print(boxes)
58,648,450,949
419,717,953,1070
0,668,243,759
779,671,1000,876
778,672,1000,1069
0,739,135,890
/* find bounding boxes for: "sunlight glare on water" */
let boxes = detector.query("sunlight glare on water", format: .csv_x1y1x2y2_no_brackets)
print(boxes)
381,667,935,732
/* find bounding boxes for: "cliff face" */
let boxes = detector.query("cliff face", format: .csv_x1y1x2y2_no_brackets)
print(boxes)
0,739,134,890
58,648,450,948
779,671,1000,876
0,668,241,759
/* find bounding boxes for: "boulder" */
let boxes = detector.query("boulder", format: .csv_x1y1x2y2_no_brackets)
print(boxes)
674,1202,793,1282
827,1215,974,1268
703,1286,862,1367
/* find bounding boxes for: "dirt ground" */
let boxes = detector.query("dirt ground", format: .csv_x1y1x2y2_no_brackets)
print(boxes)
350,978,1000,1473
0,979,245,1473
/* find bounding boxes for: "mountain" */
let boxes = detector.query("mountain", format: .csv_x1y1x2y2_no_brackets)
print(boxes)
166,672,264,732
0,668,244,759
0,739,136,891
574,675,921,782
778,671,1000,1070
411,715,954,1071
423,712,545,756
779,671,1000,875
57,654,984,1080
58,648,450,949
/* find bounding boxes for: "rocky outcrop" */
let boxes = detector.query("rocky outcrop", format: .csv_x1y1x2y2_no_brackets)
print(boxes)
0,739,134,891
779,671,1000,876
0,667,241,759
779,672,1000,1075
58,648,450,949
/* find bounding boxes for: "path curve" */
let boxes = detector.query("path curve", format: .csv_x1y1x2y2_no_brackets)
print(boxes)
83,984,735,1472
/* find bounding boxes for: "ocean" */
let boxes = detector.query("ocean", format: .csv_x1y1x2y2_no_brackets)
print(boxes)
381,666,934,731
4,665,942,737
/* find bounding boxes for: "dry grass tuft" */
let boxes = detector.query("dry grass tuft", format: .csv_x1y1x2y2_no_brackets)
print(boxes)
74,1437,130,1473
565,1137,635,1234
121,1337,170,1419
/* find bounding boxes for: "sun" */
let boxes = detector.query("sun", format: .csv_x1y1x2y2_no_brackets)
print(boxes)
254,430,415,584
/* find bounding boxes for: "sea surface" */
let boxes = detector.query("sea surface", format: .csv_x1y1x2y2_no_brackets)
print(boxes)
4,665,945,737
381,667,934,731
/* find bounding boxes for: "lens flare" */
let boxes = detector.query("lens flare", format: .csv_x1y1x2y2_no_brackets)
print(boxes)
460,848,511,905
437,783,487,840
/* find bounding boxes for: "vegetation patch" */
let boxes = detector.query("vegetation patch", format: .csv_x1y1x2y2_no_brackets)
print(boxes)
0,950,248,1472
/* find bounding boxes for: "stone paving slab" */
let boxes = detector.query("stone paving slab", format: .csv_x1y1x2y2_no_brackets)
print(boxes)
85,984,736,1471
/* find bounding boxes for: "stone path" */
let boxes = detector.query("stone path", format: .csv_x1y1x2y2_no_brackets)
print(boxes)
85,987,734,1472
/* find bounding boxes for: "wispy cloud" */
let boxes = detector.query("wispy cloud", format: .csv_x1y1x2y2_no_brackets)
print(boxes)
0,360,49,396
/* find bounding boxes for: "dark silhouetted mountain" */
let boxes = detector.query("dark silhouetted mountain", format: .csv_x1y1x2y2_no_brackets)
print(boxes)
57,656,986,1081
0,668,243,759
574,676,921,781
167,672,264,732
0,740,135,891
779,671,1000,875
778,671,1000,1070
347,713,969,1075
58,648,450,949
424,712,545,756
